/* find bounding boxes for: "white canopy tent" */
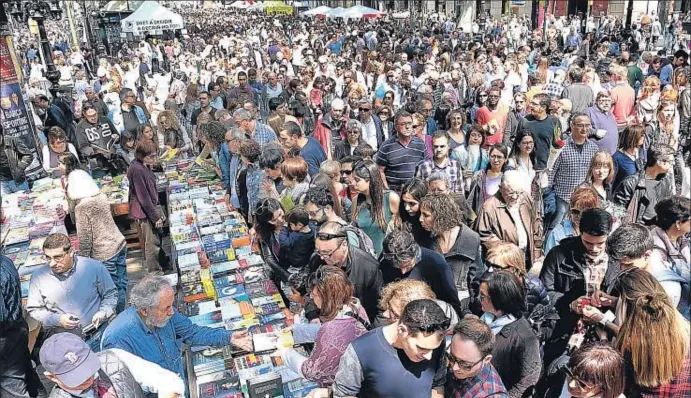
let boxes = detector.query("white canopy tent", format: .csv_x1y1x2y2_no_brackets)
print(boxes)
323,7,348,19
301,6,331,16
228,1,257,8
121,1,184,35
345,5,385,18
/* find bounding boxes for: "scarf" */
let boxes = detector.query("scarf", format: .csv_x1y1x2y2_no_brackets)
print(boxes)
481,313,517,335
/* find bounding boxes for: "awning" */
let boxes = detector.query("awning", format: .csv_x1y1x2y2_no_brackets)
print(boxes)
345,5,385,18
228,1,257,9
301,6,331,16
121,1,184,34
102,0,144,13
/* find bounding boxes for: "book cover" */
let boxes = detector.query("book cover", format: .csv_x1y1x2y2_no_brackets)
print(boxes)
225,317,260,331
246,372,283,398
215,281,247,302
179,299,217,317
198,377,243,398
211,260,240,276
189,310,224,327
241,267,266,284
182,283,209,303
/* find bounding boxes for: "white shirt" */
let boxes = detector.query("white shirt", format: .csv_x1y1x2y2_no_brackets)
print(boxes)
508,205,528,251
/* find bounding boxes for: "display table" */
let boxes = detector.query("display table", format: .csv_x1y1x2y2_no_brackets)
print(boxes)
162,159,319,398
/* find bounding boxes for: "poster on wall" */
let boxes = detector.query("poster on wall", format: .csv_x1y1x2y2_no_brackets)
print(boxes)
0,36,40,154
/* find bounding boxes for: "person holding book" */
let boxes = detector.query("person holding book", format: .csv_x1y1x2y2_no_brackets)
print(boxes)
274,266,369,387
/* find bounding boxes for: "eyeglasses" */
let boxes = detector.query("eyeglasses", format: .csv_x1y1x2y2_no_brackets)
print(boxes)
44,252,69,263
479,94,488,97
316,239,345,259
479,292,490,301
520,141,534,146
358,108,371,112
347,130,361,135
489,155,505,160
447,352,485,371
412,124,421,128
340,169,353,175
563,367,597,390
316,232,347,241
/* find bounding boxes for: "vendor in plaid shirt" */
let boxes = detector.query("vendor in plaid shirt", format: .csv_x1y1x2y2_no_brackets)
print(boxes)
416,131,463,194
548,112,600,233
445,316,508,398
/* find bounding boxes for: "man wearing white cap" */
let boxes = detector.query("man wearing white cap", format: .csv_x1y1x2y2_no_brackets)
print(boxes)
40,332,184,398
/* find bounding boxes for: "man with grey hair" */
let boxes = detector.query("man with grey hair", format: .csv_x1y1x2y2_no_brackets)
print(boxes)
223,127,246,208
379,230,462,317
101,276,252,395
232,107,277,148
476,170,544,270
313,97,347,160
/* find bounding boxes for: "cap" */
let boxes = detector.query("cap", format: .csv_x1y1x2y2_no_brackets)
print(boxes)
402,64,412,72
97,70,106,78
428,71,440,80
358,99,372,109
318,55,327,64
40,333,101,388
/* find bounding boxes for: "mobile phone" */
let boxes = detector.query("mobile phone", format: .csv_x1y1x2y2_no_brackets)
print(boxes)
82,323,96,335
69,316,80,322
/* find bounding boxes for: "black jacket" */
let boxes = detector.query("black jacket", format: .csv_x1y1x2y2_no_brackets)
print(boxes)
381,247,463,317
333,138,362,162
492,317,542,398
308,246,383,322
538,236,620,366
613,169,674,225
1,136,33,184
431,225,485,298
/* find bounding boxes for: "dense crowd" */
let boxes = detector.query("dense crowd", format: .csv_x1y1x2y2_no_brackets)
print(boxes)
1,5,691,398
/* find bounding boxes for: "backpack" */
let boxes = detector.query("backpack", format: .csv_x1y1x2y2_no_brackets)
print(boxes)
343,225,375,258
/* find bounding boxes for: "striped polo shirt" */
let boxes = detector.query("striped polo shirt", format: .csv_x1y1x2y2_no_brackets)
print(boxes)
374,135,428,192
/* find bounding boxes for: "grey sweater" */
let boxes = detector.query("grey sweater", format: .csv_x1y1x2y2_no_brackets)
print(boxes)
74,194,126,261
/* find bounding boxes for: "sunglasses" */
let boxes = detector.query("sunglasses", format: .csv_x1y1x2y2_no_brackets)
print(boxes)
562,367,597,390
316,233,347,241
447,352,485,371
340,169,353,175
358,108,371,112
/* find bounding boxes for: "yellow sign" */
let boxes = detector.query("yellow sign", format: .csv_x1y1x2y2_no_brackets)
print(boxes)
264,1,293,15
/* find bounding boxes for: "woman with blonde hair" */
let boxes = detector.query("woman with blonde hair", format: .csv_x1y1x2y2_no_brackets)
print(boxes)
636,76,661,123
157,110,191,154
378,279,458,330
583,150,616,206
646,99,679,150
536,57,552,85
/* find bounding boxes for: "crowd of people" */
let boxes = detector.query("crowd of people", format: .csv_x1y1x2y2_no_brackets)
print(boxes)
1,5,691,398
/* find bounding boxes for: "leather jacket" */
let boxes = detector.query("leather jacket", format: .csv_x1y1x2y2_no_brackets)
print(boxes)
1,136,34,184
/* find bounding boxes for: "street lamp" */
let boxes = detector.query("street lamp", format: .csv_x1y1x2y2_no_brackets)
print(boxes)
4,0,63,98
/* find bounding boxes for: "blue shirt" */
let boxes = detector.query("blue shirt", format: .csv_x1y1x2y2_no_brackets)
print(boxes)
0,255,22,323
299,137,327,177
544,218,576,255
101,307,231,395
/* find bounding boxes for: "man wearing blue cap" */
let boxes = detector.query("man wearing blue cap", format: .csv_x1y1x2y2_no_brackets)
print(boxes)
40,332,184,398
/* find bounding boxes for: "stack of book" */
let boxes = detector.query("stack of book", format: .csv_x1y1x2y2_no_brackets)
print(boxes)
161,160,319,398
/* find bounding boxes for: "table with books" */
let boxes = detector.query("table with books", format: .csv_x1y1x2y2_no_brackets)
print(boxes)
163,159,320,398
0,178,73,304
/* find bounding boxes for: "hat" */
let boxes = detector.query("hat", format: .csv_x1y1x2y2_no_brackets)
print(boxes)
402,64,412,72
428,71,440,80
40,333,101,388
358,99,372,110
318,55,328,64
97,70,106,78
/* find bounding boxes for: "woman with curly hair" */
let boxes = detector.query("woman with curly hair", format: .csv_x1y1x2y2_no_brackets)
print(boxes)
419,193,484,302
157,110,191,154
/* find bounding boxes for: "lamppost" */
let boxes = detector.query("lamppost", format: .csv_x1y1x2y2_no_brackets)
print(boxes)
4,0,63,98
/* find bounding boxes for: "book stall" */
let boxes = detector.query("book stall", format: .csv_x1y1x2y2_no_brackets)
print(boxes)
0,178,73,302
162,158,320,398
